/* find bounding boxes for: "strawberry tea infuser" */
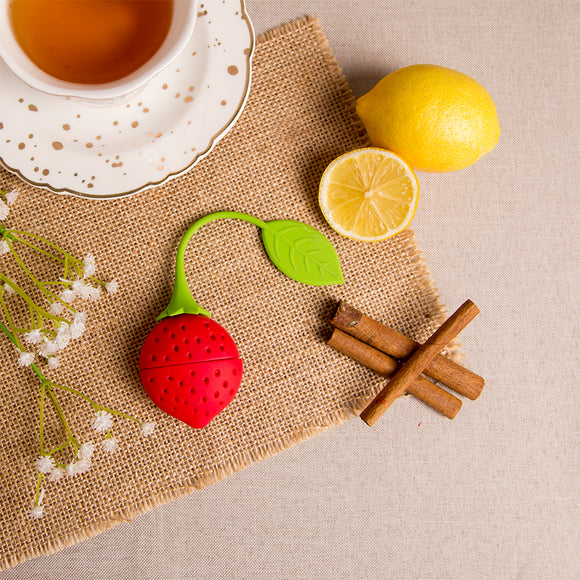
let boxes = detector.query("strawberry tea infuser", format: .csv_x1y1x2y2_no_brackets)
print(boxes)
139,212,343,429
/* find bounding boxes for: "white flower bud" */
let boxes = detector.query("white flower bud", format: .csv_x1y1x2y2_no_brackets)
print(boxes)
18,351,35,367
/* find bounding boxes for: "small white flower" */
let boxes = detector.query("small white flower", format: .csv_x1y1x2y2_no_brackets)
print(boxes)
18,351,35,367
49,301,65,316
47,357,60,370
73,311,87,325
48,467,65,481
72,279,100,300
141,422,155,437
57,311,83,340
53,325,71,350
0,199,9,220
3,283,15,296
24,328,44,345
36,455,55,474
54,335,70,351
93,410,113,433
38,339,59,358
78,442,95,460
0,239,10,255
105,280,119,295
30,489,47,519
74,458,91,474
65,462,78,476
30,505,44,519
68,319,85,340
85,284,101,301
5,189,18,206
102,437,118,453
60,288,76,304
56,321,70,335
82,254,96,278
71,278,85,293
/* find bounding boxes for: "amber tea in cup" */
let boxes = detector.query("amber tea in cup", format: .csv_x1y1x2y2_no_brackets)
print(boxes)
0,0,196,100
10,0,174,85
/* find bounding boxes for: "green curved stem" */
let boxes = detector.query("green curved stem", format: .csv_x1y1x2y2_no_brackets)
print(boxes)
158,212,266,320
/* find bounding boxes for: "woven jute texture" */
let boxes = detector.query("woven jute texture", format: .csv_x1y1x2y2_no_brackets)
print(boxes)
0,17,461,570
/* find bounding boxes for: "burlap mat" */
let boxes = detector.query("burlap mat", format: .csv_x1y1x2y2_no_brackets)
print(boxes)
0,17,462,570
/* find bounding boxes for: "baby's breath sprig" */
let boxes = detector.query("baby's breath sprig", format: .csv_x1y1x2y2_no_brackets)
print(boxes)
0,190,153,519
1,323,154,519
0,188,18,221
0,194,119,367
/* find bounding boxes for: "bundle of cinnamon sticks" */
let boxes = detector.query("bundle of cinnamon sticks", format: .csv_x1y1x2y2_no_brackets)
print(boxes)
326,300,484,425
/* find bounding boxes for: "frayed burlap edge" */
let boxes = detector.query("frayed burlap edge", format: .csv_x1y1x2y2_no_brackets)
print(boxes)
1,229,459,572
0,17,462,572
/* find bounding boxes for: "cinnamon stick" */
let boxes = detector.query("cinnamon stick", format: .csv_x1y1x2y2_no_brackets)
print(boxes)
327,328,461,419
330,301,484,400
360,300,480,426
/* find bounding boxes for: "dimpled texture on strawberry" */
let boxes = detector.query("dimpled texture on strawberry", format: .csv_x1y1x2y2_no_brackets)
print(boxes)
139,313,243,429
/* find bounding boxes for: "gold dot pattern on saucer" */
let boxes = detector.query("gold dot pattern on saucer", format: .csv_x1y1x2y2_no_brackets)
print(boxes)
0,0,254,199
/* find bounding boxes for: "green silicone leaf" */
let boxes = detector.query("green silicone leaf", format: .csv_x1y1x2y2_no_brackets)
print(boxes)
261,220,344,286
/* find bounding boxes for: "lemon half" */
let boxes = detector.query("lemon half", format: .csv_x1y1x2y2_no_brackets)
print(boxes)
319,148,419,242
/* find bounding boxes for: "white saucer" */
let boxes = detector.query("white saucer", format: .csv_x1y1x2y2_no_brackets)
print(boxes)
0,0,254,199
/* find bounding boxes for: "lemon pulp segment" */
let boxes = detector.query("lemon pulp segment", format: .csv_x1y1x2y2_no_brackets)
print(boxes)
319,148,419,242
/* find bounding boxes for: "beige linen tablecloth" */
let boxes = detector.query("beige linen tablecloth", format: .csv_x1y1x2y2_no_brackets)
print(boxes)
1,1,577,578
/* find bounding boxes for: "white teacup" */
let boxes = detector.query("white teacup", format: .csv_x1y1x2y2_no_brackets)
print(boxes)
0,0,198,102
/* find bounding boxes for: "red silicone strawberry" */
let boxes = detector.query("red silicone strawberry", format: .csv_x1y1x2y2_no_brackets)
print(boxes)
139,313,242,429
138,213,247,429
139,211,342,429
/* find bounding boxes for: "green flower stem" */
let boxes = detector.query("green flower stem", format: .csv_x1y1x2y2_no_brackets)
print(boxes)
39,381,46,455
158,212,267,320
0,322,80,451
7,233,63,264
0,296,22,349
5,239,63,304
0,320,19,349
7,230,81,267
44,386,79,452
0,321,141,475
49,380,141,424
6,231,107,286
34,473,43,506
28,371,79,452
47,440,72,457
63,256,70,280
0,274,72,324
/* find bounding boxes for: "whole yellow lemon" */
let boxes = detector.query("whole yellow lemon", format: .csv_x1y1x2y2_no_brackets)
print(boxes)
356,65,500,172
